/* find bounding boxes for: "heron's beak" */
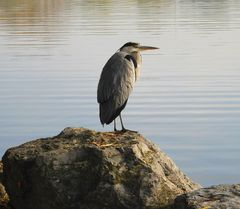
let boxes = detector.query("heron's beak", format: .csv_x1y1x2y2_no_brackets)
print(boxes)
138,45,159,51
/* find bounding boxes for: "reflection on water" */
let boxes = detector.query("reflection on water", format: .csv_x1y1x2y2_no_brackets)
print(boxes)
1,0,240,186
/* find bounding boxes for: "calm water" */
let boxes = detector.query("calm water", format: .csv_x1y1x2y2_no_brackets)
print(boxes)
1,0,240,186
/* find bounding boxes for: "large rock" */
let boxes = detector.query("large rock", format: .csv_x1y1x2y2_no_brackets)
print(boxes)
174,184,240,209
2,127,200,209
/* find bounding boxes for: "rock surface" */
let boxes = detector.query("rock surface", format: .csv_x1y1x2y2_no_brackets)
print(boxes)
2,127,200,209
174,184,240,209
0,161,9,209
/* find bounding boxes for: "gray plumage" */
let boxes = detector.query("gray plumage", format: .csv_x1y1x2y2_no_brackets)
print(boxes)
97,42,158,131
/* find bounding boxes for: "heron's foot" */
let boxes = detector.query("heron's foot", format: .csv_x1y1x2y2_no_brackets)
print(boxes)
121,128,138,133
113,128,137,133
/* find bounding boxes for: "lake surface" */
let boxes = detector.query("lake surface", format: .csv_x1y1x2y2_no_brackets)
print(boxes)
1,0,240,186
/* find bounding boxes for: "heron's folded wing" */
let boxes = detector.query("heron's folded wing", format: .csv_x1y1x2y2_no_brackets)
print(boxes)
97,52,136,105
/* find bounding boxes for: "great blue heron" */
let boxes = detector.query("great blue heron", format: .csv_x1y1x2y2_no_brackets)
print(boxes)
97,42,158,132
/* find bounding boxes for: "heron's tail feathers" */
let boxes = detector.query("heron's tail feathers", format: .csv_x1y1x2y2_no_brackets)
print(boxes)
99,100,128,125
100,103,115,125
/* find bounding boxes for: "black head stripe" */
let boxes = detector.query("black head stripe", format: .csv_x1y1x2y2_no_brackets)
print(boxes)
125,55,137,69
120,42,139,51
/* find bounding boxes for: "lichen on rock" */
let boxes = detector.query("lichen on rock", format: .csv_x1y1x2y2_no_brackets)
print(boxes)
2,127,200,209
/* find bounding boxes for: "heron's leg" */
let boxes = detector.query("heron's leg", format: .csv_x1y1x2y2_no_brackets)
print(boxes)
119,113,125,131
114,119,117,132
119,113,137,133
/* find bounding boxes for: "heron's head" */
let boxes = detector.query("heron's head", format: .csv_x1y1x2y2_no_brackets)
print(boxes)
119,42,159,53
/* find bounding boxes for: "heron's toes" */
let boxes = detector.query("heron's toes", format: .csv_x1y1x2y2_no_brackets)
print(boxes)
121,128,138,133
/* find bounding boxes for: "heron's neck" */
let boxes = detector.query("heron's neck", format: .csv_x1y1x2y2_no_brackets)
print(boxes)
131,52,142,68
131,52,142,81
